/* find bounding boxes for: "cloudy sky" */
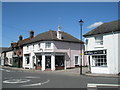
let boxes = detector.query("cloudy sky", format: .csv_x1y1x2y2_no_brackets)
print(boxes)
2,2,118,47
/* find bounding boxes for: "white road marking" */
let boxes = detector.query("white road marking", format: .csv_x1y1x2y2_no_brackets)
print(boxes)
41,80,50,85
25,76,40,79
87,83,120,88
3,79,30,84
21,80,50,87
22,83,42,87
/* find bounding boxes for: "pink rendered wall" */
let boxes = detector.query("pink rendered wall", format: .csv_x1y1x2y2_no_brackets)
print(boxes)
53,41,87,68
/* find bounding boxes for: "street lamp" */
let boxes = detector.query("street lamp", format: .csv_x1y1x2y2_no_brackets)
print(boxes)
79,19,84,75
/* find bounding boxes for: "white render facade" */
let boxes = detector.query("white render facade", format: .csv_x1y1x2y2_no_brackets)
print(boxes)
84,32,120,74
23,41,85,71
5,51,13,66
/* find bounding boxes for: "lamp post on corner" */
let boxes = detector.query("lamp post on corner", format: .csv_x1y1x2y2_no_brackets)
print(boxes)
79,19,84,75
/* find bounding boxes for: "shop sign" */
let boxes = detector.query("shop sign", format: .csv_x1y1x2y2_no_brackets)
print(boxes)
84,50,106,55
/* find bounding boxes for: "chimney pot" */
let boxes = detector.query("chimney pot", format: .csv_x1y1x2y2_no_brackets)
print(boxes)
19,35,23,40
29,30,34,38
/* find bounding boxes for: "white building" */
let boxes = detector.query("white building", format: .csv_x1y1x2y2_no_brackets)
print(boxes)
1,47,13,66
83,20,120,74
0,47,8,65
22,27,87,71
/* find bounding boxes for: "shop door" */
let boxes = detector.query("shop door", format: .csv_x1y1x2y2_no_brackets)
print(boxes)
36,56,42,70
45,56,51,69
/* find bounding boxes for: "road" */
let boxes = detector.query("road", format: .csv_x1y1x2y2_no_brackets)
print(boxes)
1,67,120,89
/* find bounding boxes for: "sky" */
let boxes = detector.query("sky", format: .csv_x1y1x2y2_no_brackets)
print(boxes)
2,2,118,47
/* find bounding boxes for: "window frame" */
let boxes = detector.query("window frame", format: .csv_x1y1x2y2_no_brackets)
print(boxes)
75,56,79,65
92,55,107,67
95,35,103,45
25,56,30,65
45,42,51,49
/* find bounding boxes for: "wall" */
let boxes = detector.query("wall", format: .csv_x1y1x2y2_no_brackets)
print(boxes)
6,51,13,66
104,32,119,74
53,41,87,68
118,32,120,73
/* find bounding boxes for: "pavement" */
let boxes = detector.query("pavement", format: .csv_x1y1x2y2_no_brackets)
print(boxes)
1,65,119,77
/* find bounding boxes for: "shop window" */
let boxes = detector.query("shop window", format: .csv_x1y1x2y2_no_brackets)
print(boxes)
92,55,107,67
45,42,51,48
25,56,29,65
55,56,64,67
75,56,79,65
95,35,103,45
10,58,12,64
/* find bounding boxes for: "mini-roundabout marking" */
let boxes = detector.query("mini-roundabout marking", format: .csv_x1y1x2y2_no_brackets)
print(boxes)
3,79,30,84
21,80,50,87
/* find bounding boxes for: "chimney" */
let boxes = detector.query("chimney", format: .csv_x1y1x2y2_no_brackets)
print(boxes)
30,30,34,38
19,35,23,40
11,41,15,48
57,26,62,39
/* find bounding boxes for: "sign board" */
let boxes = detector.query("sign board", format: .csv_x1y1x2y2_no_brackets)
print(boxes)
84,50,106,55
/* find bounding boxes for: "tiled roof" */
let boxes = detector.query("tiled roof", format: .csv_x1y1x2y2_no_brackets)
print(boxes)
2,47,13,53
83,20,120,37
17,38,31,46
0,47,8,53
23,30,84,45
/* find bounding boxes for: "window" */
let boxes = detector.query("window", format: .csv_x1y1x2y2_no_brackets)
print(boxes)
10,58,12,64
33,44,34,50
27,46,29,51
92,55,107,67
75,56,79,65
85,39,88,45
25,56,29,65
55,56,64,67
38,43,41,50
36,56,42,66
95,35,103,45
45,42,51,48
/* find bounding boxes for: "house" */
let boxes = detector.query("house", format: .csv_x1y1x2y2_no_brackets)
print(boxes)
2,47,13,66
2,31,34,67
0,47,8,65
22,26,87,71
83,20,120,74
11,31,33,68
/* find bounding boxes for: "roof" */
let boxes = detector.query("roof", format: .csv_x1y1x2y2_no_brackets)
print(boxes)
83,20,120,37
17,38,31,46
2,47,13,53
0,47,8,53
23,30,84,45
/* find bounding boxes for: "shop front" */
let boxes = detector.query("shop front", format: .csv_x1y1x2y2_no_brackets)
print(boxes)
84,49,108,74
35,52,65,71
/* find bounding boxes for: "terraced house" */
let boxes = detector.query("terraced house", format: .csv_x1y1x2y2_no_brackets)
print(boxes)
22,26,87,71
2,31,34,68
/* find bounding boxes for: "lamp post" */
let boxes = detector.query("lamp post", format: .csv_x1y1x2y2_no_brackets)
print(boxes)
79,19,83,75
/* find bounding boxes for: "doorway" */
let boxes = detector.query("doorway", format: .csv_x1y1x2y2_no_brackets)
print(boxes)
36,56,42,70
88,56,91,73
45,56,51,69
